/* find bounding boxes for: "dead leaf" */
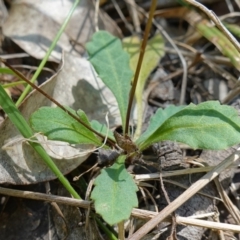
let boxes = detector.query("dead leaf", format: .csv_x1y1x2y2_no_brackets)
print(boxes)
51,52,121,127
0,52,119,184
0,0,7,26
3,0,121,61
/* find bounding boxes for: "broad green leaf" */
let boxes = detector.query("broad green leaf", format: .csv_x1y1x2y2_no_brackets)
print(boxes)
86,31,133,132
91,120,115,141
136,105,184,149
91,155,138,225
137,101,240,150
123,34,165,139
30,106,102,145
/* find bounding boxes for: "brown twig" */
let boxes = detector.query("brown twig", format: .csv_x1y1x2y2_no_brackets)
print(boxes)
124,0,157,135
1,187,240,233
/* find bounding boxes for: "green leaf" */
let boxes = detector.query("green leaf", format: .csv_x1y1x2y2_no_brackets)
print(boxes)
86,31,133,132
30,106,102,145
136,105,184,149
137,101,240,150
123,34,165,139
91,120,115,141
224,22,240,38
91,155,138,225
0,67,18,75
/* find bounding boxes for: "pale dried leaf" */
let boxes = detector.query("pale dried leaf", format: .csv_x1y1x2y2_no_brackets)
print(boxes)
0,64,91,184
3,0,121,61
0,52,119,184
51,52,121,127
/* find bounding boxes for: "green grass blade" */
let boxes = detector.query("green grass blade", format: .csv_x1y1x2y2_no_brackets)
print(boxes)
2,81,26,88
0,67,20,75
224,22,240,38
0,67,26,87
197,21,240,70
0,84,81,199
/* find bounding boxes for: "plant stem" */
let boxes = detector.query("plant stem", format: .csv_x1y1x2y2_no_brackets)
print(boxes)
118,221,125,240
124,0,157,135
16,0,81,107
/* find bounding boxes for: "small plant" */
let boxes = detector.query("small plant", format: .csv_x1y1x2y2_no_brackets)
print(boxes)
1,1,240,239
22,30,240,225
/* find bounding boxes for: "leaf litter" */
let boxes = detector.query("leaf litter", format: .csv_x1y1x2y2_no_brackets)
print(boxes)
3,0,121,61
